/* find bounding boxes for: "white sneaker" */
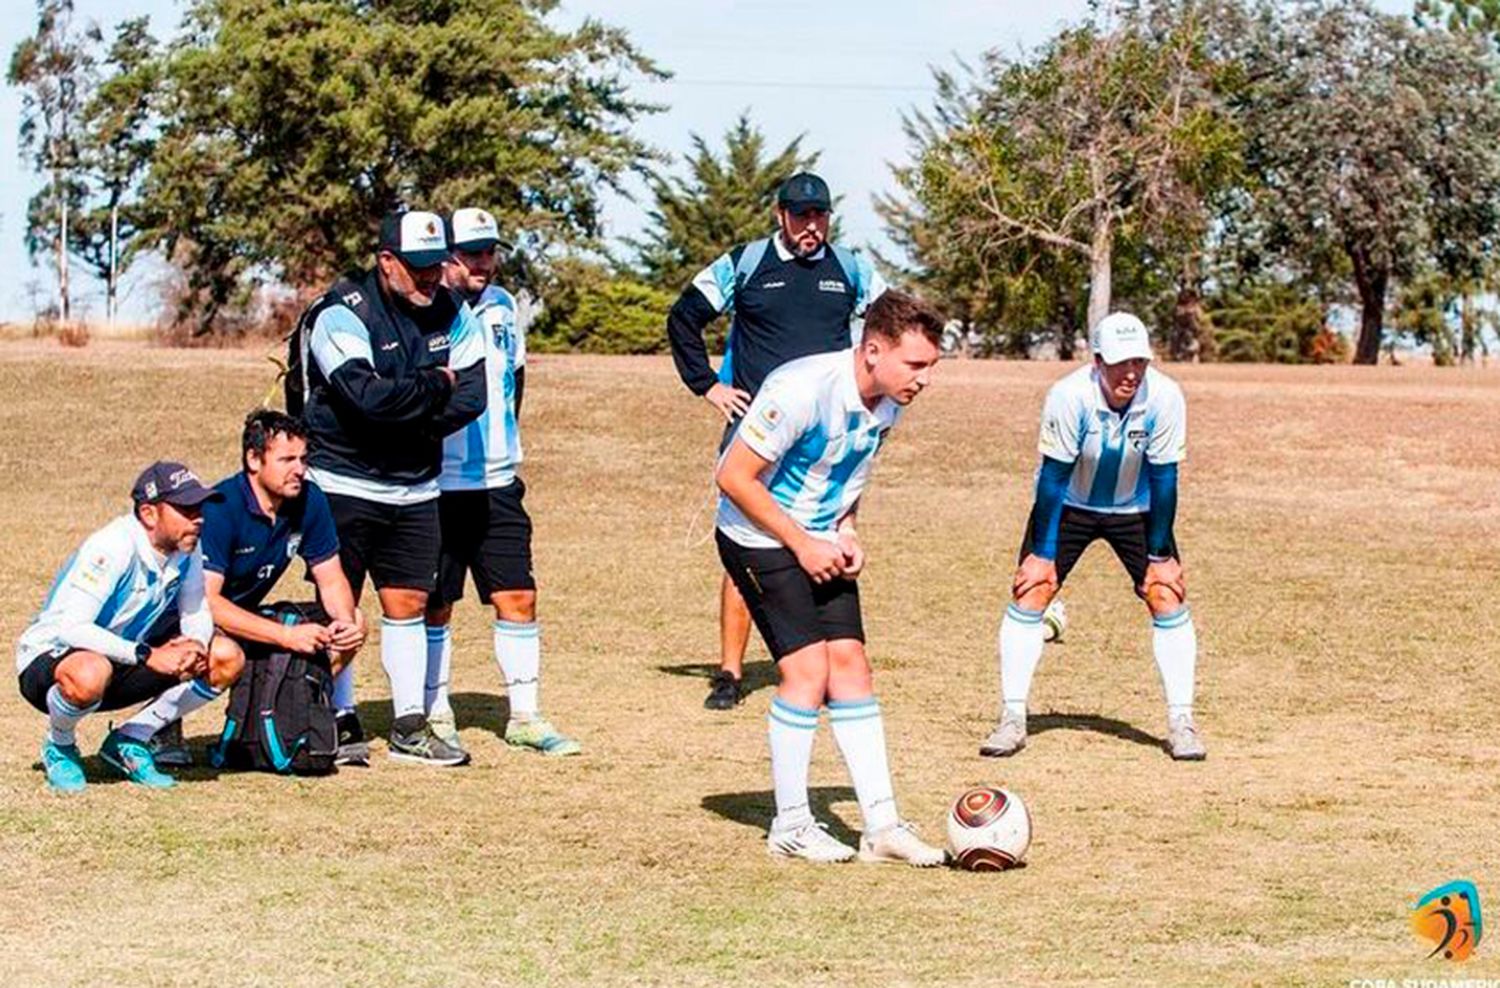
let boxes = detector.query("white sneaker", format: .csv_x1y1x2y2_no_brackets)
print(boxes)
427,709,464,752
1167,713,1207,761
979,708,1027,757
766,820,857,863
859,820,946,868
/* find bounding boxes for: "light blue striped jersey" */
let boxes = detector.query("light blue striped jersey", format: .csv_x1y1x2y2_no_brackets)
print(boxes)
1037,364,1187,514
717,349,902,549
16,513,213,671
440,285,528,491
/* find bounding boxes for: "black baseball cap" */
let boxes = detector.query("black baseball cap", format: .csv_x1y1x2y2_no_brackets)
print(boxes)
777,172,832,215
378,209,450,269
130,461,224,508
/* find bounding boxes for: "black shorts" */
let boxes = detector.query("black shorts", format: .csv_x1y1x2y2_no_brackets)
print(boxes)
434,481,536,605
1019,506,1180,588
716,530,863,661
18,616,182,714
326,493,440,594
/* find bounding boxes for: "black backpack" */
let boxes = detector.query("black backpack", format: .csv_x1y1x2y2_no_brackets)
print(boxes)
209,602,338,775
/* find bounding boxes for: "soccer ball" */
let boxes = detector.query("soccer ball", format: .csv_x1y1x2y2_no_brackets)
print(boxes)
947,786,1032,871
1042,598,1067,643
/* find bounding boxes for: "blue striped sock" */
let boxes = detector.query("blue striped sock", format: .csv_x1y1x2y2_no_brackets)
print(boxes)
768,696,819,831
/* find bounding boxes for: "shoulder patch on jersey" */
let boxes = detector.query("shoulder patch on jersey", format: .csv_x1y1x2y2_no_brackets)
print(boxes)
757,402,784,430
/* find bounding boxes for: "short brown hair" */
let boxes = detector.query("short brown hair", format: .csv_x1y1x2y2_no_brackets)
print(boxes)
863,290,945,346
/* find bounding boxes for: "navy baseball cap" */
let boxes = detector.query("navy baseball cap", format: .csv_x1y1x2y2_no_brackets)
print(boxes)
378,210,450,269
131,461,223,508
777,172,832,215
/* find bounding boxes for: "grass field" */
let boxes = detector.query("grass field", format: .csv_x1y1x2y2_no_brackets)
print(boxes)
1,340,1498,987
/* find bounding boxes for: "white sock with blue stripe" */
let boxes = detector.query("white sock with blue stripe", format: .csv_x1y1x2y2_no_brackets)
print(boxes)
1000,603,1046,717
768,696,819,831
46,684,99,747
332,663,357,716
494,620,540,721
1152,606,1197,718
828,697,899,834
381,617,427,720
424,624,453,719
117,678,222,742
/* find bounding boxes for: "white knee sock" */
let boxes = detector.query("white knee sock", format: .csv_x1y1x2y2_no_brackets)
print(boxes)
117,678,222,742
381,617,427,720
46,685,99,747
828,697,899,834
332,663,357,715
1000,603,1046,717
493,620,540,721
1152,606,1197,717
425,624,453,718
768,696,818,831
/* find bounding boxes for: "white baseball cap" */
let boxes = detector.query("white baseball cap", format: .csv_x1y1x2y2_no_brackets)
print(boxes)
1091,312,1154,365
448,207,505,252
378,210,449,269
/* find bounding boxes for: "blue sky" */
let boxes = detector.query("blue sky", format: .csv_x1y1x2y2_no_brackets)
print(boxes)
0,0,1410,324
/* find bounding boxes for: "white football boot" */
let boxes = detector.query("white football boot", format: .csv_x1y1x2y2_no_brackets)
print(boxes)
1167,713,1207,761
979,708,1027,758
858,821,946,867
766,820,857,863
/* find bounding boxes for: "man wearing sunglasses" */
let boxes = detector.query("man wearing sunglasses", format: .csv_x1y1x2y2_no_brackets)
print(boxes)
296,210,487,766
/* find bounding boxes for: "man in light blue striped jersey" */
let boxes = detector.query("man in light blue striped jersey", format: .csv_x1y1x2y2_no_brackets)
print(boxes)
15,462,244,792
980,312,1205,762
423,207,580,759
714,291,947,866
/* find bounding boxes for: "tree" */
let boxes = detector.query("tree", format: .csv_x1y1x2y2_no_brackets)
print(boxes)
8,0,100,323
629,112,819,292
137,0,665,331
1237,0,1500,364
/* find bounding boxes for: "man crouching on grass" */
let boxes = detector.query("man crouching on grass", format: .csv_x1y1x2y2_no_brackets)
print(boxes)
15,462,243,793
714,290,947,866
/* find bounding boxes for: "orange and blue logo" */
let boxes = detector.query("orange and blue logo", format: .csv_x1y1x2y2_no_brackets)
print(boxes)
1411,880,1483,961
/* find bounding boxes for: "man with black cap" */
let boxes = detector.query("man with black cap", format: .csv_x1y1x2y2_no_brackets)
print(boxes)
666,171,887,710
295,208,487,766
420,207,580,760
15,461,245,793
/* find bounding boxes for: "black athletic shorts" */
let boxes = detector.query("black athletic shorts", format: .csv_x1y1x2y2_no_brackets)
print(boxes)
325,493,440,594
18,613,182,714
1019,506,1180,588
716,530,864,661
433,480,536,605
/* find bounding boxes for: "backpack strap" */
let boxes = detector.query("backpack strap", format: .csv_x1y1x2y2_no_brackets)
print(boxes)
732,238,771,302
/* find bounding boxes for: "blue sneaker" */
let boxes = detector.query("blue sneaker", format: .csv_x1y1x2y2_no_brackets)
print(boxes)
41,741,86,794
99,729,176,789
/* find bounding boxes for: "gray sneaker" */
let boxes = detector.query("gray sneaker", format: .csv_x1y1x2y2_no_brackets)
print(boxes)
148,719,193,768
389,717,470,767
1167,713,1207,761
979,709,1027,757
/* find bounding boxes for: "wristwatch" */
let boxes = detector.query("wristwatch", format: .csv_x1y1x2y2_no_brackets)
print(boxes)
134,641,152,665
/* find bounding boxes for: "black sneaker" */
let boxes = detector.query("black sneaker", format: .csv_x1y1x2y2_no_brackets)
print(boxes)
335,711,370,767
388,715,469,767
703,670,743,710
148,718,193,768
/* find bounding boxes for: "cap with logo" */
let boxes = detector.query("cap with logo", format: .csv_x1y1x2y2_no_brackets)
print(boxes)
378,210,450,269
130,461,225,508
448,207,511,253
1091,312,1154,365
776,172,832,215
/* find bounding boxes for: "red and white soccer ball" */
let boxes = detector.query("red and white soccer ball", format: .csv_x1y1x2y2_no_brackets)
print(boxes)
947,786,1031,871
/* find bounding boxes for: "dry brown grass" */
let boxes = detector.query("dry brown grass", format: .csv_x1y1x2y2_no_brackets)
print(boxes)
1,340,1498,986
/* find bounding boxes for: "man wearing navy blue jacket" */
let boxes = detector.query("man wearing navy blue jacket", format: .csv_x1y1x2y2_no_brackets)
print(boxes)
667,173,887,710
297,210,486,766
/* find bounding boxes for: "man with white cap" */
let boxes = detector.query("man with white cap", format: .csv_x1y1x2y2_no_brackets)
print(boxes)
979,312,1205,761
421,207,580,759
293,209,487,766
